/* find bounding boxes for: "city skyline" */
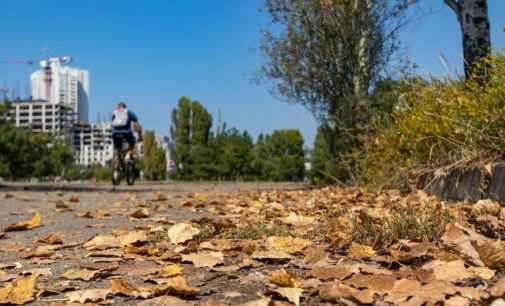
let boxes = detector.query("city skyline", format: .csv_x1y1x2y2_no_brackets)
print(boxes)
0,0,504,146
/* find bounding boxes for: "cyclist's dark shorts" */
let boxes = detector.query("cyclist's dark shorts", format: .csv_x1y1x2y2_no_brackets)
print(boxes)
112,132,135,149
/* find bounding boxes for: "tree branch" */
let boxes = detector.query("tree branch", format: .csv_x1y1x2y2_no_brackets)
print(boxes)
443,0,458,14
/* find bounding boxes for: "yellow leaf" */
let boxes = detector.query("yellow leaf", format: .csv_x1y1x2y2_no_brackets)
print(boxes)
160,264,182,278
0,275,37,304
347,242,375,260
269,268,301,288
4,212,41,231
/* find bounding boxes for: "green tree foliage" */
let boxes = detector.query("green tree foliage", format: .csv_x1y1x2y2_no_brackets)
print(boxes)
141,131,167,180
0,101,76,179
258,130,305,182
259,0,415,182
169,98,305,181
170,97,191,179
220,128,254,180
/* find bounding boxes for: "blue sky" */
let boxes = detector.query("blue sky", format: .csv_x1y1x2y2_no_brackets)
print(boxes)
0,0,504,147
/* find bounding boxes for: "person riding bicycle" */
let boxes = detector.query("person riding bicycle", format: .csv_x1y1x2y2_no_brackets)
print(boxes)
111,102,142,168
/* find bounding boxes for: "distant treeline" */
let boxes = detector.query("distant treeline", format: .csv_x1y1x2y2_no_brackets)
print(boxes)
169,97,305,181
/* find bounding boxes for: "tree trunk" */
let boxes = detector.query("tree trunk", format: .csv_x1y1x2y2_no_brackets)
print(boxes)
444,0,491,80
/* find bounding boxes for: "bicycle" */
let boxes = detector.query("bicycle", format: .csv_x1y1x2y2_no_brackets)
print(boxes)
111,136,137,186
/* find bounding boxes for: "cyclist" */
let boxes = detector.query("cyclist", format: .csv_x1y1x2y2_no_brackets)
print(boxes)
111,102,142,169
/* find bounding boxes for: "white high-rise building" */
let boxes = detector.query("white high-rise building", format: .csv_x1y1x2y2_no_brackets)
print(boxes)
31,62,89,123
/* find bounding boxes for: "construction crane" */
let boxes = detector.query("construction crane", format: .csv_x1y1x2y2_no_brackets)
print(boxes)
1,54,73,101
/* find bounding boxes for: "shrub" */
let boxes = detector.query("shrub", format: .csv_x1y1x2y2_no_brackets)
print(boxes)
356,54,505,188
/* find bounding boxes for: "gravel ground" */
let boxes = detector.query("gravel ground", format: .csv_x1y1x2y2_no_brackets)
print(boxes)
0,181,309,305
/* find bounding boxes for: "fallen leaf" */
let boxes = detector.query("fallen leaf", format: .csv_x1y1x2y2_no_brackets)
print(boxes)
490,275,505,297
308,264,360,281
35,233,63,245
344,273,397,291
110,279,152,299
181,252,224,268
468,266,495,280
471,239,505,270
347,242,376,260
160,264,182,277
266,236,311,254
267,287,304,306
68,195,80,203
319,282,374,304
4,212,41,231
269,268,301,287
168,223,201,244
252,250,293,262
0,275,36,304
0,242,27,253
278,212,315,226
118,231,148,246
61,269,102,281
130,208,150,218
422,260,472,282
66,289,111,304
83,235,122,250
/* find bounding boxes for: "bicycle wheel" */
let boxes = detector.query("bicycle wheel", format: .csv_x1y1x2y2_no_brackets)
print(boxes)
112,152,121,186
126,162,136,186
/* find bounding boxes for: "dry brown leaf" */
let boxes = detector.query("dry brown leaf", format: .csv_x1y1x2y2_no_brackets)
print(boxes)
0,275,36,305
266,236,311,254
55,200,68,209
490,275,505,297
118,231,148,246
468,266,495,280
83,235,122,250
384,278,423,304
471,239,505,270
68,195,80,203
65,289,111,304
308,264,359,281
347,242,376,260
154,275,200,297
278,212,315,226
0,242,27,253
79,261,119,272
269,268,301,287
344,274,396,291
442,222,485,265
422,260,472,282
4,212,40,231
302,245,329,265
181,252,224,268
130,208,150,218
168,223,200,244
319,282,374,304
267,287,304,306
252,250,293,262
35,233,63,245
110,279,152,299
61,268,101,281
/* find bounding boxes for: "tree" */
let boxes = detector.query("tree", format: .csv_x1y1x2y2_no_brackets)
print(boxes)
220,128,254,180
263,129,305,181
259,0,416,181
141,131,167,180
170,97,191,179
443,0,491,79
190,101,212,146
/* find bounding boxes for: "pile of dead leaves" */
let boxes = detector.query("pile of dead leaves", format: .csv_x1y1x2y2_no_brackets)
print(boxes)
1,187,505,305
